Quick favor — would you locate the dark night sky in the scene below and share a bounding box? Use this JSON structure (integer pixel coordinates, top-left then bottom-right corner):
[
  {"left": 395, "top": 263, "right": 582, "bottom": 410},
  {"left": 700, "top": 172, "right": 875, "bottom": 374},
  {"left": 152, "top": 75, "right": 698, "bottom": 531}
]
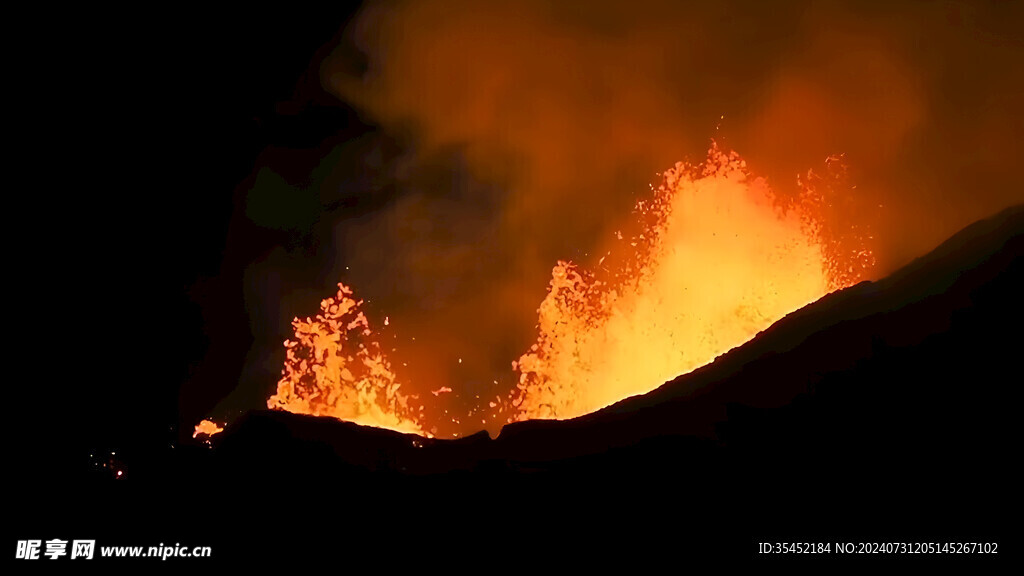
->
[
  {"left": 19, "top": 3, "right": 373, "bottom": 478},
  {"left": 17, "top": 1, "right": 1024, "bottom": 481}
]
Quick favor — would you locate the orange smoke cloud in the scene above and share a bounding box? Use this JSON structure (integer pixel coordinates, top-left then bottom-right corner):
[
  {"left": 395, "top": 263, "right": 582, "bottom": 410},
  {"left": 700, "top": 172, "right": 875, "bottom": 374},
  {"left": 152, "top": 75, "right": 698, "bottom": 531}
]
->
[{"left": 325, "top": 0, "right": 1022, "bottom": 273}]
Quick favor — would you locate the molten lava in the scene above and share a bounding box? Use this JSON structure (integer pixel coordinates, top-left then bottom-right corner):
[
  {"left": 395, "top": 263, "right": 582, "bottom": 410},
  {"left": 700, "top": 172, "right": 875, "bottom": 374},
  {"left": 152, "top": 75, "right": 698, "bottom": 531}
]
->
[
  {"left": 512, "top": 144, "right": 871, "bottom": 420},
  {"left": 193, "top": 419, "right": 224, "bottom": 439},
  {"left": 260, "top": 143, "right": 873, "bottom": 437},
  {"left": 267, "top": 284, "right": 425, "bottom": 435}
]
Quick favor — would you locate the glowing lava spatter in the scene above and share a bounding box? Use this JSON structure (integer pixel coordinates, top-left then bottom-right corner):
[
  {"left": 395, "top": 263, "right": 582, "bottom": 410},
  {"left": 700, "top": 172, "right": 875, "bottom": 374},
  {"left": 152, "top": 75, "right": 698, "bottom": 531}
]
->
[
  {"left": 193, "top": 419, "right": 224, "bottom": 438},
  {"left": 266, "top": 284, "right": 425, "bottom": 435},
  {"left": 260, "top": 143, "right": 873, "bottom": 436},
  {"left": 795, "top": 153, "right": 878, "bottom": 290},
  {"left": 511, "top": 143, "right": 872, "bottom": 420}
]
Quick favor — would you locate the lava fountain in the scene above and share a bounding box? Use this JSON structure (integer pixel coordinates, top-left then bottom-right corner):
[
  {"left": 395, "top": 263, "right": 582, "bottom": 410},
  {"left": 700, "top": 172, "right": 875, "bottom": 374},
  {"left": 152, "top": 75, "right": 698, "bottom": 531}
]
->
[
  {"left": 267, "top": 284, "right": 426, "bottom": 435},
  {"left": 512, "top": 144, "right": 872, "bottom": 420},
  {"left": 264, "top": 142, "right": 874, "bottom": 437}
]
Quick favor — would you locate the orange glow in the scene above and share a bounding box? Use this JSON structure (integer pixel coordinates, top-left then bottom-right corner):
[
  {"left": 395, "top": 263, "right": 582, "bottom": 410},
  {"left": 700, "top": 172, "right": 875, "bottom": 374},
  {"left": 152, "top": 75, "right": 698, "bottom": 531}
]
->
[
  {"left": 259, "top": 143, "right": 872, "bottom": 436},
  {"left": 266, "top": 284, "right": 426, "bottom": 435},
  {"left": 512, "top": 144, "right": 870, "bottom": 420},
  {"left": 193, "top": 419, "right": 224, "bottom": 438}
]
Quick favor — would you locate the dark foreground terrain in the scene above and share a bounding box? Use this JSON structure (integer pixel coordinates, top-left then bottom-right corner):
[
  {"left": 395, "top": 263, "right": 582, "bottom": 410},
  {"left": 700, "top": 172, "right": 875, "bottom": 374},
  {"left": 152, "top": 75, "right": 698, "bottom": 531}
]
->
[{"left": 13, "top": 205, "right": 1021, "bottom": 565}]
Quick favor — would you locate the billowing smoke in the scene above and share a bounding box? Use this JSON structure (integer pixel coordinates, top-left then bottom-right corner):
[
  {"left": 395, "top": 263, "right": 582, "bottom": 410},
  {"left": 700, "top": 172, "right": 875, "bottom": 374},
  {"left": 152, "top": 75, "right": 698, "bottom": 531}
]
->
[{"left": 331, "top": 0, "right": 1022, "bottom": 269}]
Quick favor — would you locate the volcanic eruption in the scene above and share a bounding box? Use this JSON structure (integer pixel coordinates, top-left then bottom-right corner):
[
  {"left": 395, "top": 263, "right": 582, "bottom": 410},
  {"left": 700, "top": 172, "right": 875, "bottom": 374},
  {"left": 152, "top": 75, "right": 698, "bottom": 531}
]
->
[
  {"left": 264, "top": 141, "right": 875, "bottom": 437},
  {"left": 29, "top": 1, "right": 1022, "bottom": 566},
  {"left": 169, "top": 0, "right": 1024, "bottom": 448}
]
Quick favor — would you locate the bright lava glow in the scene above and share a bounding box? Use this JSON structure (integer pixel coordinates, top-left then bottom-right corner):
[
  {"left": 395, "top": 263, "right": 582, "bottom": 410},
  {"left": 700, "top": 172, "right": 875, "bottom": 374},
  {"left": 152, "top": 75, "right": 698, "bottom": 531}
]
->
[
  {"left": 193, "top": 419, "right": 225, "bottom": 439},
  {"left": 512, "top": 144, "right": 866, "bottom": 419},
  {"left": 247, "top": 143, "right": 872, "bottom": 437},
  {"left": 266, "top": 285, "right": 426, "bottom": 435}
]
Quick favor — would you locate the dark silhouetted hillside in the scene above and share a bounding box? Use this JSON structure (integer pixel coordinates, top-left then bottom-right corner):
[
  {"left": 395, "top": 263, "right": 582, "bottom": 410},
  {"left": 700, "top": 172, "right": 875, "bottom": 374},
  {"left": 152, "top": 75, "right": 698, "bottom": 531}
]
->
[{"left": 22, "top": 205, "right": 1020, "bottom": 564}]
